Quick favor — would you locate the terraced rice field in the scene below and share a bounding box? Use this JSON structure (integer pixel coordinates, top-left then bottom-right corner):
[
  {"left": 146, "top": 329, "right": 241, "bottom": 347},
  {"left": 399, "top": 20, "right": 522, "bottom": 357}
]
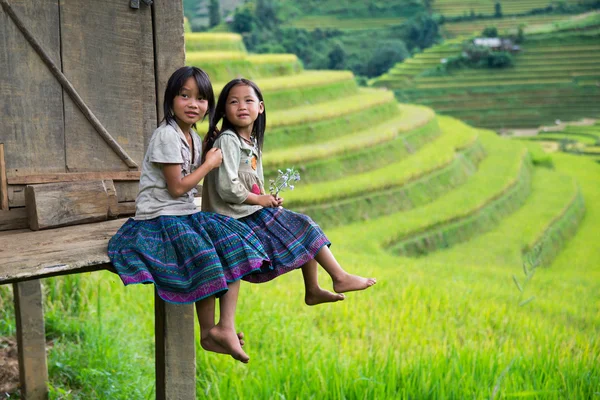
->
[
  {"left": 518, "top": 120, "right": 600, "bottom": 163},
  {"left": 287, "top": 15, "right": 407, "bottom": 31},
  {"left": 433, "top": 0, "right": 587, "bottom": 17},
  {"left": 442, "top": 14, "right": 575, "bottom": 37},
  {"left": 372, "top": 28, "right": 600, "bottom": 129},
  {"left": 3, "top": 31, "right": 598, "bottom": 399}
]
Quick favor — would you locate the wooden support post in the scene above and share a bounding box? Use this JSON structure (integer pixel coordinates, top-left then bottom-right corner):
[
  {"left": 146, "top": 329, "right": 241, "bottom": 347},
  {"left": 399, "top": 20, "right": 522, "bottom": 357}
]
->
[
  {"left": 154, "top": 291, "right": 196, "bottom": 400},
  {"left": 0, "top": 144, "right": 8, "bottom": 210},
  {"left": 13, "top": 279, "right": 49, "bottom": 400}
]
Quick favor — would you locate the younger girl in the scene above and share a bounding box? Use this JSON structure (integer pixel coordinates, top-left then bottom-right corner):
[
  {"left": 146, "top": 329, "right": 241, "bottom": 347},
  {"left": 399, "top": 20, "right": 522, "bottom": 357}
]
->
[
  {"left": 201, "top": 78, "right": 376, "bottom": 304},
  {"left": 108, "top": 67, "right": 270, "bottom": 363}
]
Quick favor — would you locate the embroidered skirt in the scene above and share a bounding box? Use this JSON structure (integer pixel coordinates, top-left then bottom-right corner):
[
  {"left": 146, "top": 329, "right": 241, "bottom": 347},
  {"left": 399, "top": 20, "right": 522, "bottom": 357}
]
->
[
  {"left": 239, "top": 207, "right": 331, "bottom": 283},
  {"left": 108, "top": 212, "right": 270, "bottom": 304}
]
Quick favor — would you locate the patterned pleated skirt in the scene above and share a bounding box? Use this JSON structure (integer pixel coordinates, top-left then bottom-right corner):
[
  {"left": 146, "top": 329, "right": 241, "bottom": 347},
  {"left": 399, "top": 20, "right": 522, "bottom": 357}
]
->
[
  {"left": 108, "top": 212, "right": 270, "bottom": 304},
  {"left": 239, "top": 207, "right": 331, "bottom": 283}
]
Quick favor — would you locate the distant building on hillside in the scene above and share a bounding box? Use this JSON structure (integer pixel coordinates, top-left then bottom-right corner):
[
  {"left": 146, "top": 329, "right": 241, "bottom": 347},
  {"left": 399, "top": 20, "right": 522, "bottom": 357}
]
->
[{"left": 472, "top": 37, "right": 520, "bottom": 53}]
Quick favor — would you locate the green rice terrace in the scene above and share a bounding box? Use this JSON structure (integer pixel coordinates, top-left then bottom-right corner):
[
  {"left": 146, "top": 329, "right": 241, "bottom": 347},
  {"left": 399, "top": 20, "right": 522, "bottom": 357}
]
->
[
  {"left": 372, "top": 12, "right": 600, "bottom": 130},
  {"left": 515, "top": 119, "right": 600, "bottom": 163},
  {"left": 1, "top": 29, "right": 599, "bottom": 399},
  {"left": 432, "top": 0, "right": 591, "bottom": 17}
]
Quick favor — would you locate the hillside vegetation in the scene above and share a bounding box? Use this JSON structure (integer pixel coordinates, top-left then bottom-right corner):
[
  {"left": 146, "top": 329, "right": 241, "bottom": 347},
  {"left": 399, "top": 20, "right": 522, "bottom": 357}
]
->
[
  {"left": 1, "top": 27, "right": 598, "bottom": 399},
  {"left": 372, "top": 12, "right": 600, "bottom": 129}
]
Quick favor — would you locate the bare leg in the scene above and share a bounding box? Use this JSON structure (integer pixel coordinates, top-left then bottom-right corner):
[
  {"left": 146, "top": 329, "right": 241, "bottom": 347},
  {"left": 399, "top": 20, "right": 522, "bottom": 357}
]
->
[
  {"left": 302, "top": 259, "right": 345, "bottom": 306},
  {"left": 314, "top": 246, "right": 376, "bottom": 293},
  {"left": 203, "top": 280, "right": 249, "bottom": 363},
  {"left": 196, "top": 292, "right": 245, "bottom": 356}
]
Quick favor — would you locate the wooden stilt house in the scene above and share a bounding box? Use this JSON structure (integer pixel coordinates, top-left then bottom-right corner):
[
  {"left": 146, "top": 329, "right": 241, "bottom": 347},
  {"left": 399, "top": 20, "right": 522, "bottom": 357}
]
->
[{"left": 1, "top": 0, "right": 199, "bottom": 398}]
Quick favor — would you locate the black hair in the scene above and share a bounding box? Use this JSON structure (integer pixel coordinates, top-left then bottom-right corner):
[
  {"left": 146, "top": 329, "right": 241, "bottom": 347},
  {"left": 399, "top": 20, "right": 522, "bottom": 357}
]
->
[
  {"left": 162, "top": 66, "right": 215, "bottom": 130},
  {"left": 203, "top": 78, "right": 266, "bottom": 161}
]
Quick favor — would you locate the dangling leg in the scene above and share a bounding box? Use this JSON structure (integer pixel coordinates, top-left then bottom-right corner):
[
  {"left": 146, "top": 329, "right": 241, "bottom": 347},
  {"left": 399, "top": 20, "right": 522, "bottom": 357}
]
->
[
  {"left": 204, "top": 280, "right": 249, "bottom": 363},
  {"left": 196, "top": 292, "right": 245, "bottom": 356},
  {"left": 301, "top": 259, "right": 345, "bottom": 306},
  {"left": 314, "top": 246, "right": 377, "bottom": 293}
]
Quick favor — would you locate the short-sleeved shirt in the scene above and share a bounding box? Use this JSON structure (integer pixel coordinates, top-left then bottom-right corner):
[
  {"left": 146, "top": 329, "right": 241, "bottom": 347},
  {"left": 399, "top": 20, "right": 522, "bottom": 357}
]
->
[
  {"left": 135, "top": 122, "right": 202, "bottom": 220},
  {"left": 202, "top": 130, "right": 263, "bottom": 219}
]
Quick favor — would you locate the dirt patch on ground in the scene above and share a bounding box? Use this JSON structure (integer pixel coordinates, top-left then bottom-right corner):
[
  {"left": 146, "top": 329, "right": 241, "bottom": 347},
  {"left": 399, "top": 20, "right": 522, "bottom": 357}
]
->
[{"left": 0, "top": 337, "right": 20, "bottom": 397}]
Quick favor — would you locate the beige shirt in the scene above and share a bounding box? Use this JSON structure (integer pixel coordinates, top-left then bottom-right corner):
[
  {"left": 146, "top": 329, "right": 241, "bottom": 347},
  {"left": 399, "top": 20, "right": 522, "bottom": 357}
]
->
[
  {"left": 202, "top": 130, "right": 264, "bottom": 219},
  {"left": 135, "top": 122, "right": 202, "bottom": 220}
]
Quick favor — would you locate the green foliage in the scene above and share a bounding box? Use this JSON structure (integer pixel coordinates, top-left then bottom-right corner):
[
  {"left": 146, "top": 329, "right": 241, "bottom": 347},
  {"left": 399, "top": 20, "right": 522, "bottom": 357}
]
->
[
  {"left": 482, "top": 26, "right": 498, "bottom": 37},
  {"left": 209, "top": 0, "right": 221, "bottom": 28},
  {"left": 228, "top": 1, "right": 437, "bottom": 79},
  {"left": 494, "top": 2, "right": 503, "bottom": 18}
]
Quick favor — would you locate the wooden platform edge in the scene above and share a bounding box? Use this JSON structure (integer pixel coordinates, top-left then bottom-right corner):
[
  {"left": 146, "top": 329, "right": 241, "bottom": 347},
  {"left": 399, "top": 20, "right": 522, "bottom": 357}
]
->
[{"left": 0, "top": 262, "right": 115, "bottom": 286}]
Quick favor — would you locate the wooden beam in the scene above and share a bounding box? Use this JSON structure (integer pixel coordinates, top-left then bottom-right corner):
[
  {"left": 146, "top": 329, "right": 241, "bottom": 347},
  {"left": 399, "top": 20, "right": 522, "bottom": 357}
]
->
[
  {"left": 26, "top": 180, "right": 114, "bottom": 230},
  {"left": 0, "top": 144, "right": 8, "bottom": 210},
  {"left": 155, "top": 291, "right": 196, "bottom": 400},
  {"left": 8, "top": 171, "right": 140, "bottom": 185},
  {"left": 13, "top": 279, "right": 49, "bottom": 400}
]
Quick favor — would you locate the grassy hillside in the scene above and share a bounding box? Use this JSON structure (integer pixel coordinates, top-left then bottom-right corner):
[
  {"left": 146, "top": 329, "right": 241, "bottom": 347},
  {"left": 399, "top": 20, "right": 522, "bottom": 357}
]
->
[
  {"left": 372, "top": 12, "right": 600, "bottom": 129},
  {"left": 1, "top": 30, "right": 598, "bottom": 399}
]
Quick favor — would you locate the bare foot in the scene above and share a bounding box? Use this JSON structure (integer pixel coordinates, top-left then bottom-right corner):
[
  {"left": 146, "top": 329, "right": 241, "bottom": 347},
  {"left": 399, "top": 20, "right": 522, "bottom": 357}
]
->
[
  {"left": 202, "top": 325, "right": 249, "bottom": 363},
  {"left": 305, "top": 287, "right": 345, "bottom": 306},
  {"left": 333, "top": 273, "right": 376, "bottom": 293},
  {"left": 201, "top": 331, "right": 248, "bottom": 361}
]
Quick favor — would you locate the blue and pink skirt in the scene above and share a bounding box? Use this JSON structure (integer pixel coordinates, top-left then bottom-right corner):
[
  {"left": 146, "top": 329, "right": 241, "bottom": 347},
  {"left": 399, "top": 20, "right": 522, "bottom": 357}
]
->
[
  {"left": 240, "top": 207, "right": 331, "bottom": 283},
  {"left": 108, "top": 212, "right": 270, "bottom": 304}
]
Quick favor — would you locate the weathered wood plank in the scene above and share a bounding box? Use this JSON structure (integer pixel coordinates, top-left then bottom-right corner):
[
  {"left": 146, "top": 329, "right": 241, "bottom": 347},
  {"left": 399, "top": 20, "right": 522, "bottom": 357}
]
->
[
  {"left": 60, "top": 0, "right": 155, "bottom": 172},
  {"left": 0, "top": 218, "right": 122, "bottom": 284},
  {"left": 8, "top": 171, "right": 141, "bottom": 185},
  {"left": 0, "top": 0, "right": 65, "bottom": 177},
  {"left": 155, "top": 292, "right": 196, "bottom": 400},
  {"left": 13, "top": 279, "right": 49, "bottom": 400},
  {"left": 25, "top": 181, "right": 115, "bottom": 230},
  {"left": 115, "top": 181, "right": 139, "bottom": 203},
  {"left": 8, "top": 185, "right": 25, "bottom": 208},
  {"left": 0, "top": 208, "right": 28, "bottom": 231},
  {"left": 117, "top": 201, "right": 136, "bottom": 216},
  {"left": 152, "top": 0, "right": 185, "bottom": 124},
  {"left": 0, "top": 143, "right": 8, "bottom": 209},
  {"left": 104, "top": 180, "right": 119, "bottom": 218}
]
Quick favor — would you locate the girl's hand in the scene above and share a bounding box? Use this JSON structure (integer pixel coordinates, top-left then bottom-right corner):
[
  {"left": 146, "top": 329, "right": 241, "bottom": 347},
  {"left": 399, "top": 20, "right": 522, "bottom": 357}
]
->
[
  {"left": 204, "top": 148, "right": 222, "bottom": 170},
  {"left": 275, "top": 196, "right": 284, "bottom": 206},
  {"left": 258, "top": 194, "right": 281, "bottom": 208}
]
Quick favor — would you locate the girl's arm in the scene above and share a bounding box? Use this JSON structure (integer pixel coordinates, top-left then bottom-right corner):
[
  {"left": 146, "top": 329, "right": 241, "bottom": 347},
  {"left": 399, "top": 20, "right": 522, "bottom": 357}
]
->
[{"left": 163, "top": 148, "right": 222, "bottom": 198}]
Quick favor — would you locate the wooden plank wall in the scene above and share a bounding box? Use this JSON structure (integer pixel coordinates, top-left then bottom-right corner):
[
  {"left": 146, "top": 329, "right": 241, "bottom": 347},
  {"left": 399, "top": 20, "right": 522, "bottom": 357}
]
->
[
  {"left": 0, "top": 0, "right": 65, "bottom": 177},
  {"left": 60, "top": 0, "right": 156, "bottom": 172}
]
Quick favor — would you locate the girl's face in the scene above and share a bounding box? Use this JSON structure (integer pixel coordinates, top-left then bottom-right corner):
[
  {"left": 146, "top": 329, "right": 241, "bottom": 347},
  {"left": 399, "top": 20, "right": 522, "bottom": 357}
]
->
[
  {"left": 225, "top": 84, "right": 264, "bottom": 133},
  {"left": 173, "top": 76, "right": 208, "bottom": 132}
]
